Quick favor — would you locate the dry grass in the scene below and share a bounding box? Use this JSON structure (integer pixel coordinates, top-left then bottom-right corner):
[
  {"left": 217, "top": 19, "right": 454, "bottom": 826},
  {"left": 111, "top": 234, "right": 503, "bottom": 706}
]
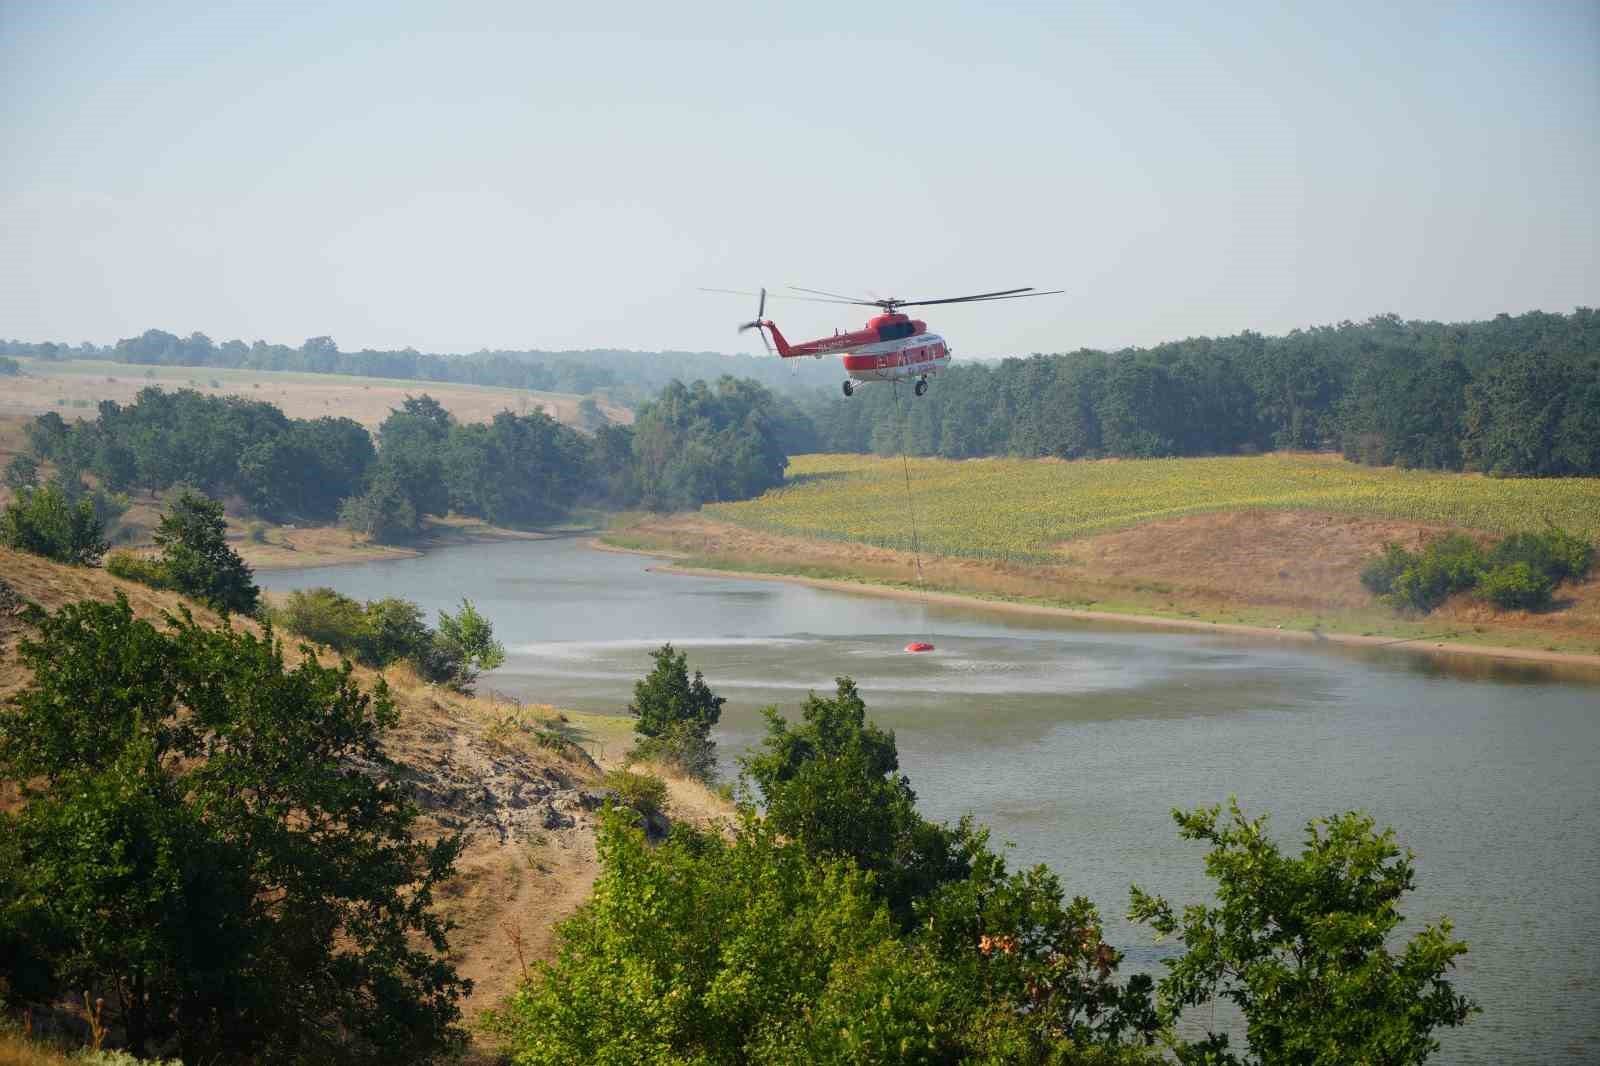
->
[
  {"left": 0, "top": 1030, "right": 76, "bottom": 1066},
  {"left": 0, "top": 358, "right": 631, "bottom": 432}
]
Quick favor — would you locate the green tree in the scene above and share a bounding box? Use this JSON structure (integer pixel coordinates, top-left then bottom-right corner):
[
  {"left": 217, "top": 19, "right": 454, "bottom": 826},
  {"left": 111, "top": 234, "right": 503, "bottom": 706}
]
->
[
  {"left": 340, "top": 465, "right": 422, "bottom": 543},
  {"left": 431, "top": 598, "right": 506, "bottom": 692},
  {"left": 0, "top": 595, "right": 467, "bottom": 1062},
  {"left": 491, "top": 809, "right": 897, "bottom": 1065},
  {"left": 3, "top": 453, "right": 39, "bottom": 491},
  {"left": 630, "top": 377, "right": 791, "bottom": 510},
  {"left": 152, "top": 490, "right": 259, "bottom": 614},
  {"left": 626, "top": 643, "right": 725, "bottom": 779},
  {"left": 375, "top": 395, "right": 453, "bottom": 518},
  {"left": 0, "top": 483, "right": 108, "bottom": 565},
  {"left": 494, "top": 675, "right": 1163, "bottom": 1065},
  {"left": 629, "top": 642, "right": 725, "bottom": 739},
  {"left": 742, "top": 677, "right": 972, "bottom": 926},
  {"left": 1129, "top": 799, "right": 1476, "bottom": 1066}
]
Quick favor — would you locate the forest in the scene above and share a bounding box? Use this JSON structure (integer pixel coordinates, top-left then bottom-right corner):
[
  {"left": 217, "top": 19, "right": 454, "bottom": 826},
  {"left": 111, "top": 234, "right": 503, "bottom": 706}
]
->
[
  {"left": 7, "top": 308, "right": 1597, "bottom": 479},
  {"left": 802, "top": 309, "right": 1600, "bottom": 477},
  {"left": 13, "top": 377, "right": 799, "bottom": 540}
]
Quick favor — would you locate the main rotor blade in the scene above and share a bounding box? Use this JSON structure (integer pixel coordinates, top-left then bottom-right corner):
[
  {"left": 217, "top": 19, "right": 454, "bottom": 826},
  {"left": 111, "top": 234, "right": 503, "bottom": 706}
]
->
[
  {"left": 890, "top": 287, "right": 1033, "bottom": 306},
  {"left": 786, "top": 285, "right": 881, "bottom": 306},
  {"left": 702, "top": 286, "right": 851, "bottom": 306},
  {"left": 894, "top": 288, "right": 1067, "bottom": 308}
]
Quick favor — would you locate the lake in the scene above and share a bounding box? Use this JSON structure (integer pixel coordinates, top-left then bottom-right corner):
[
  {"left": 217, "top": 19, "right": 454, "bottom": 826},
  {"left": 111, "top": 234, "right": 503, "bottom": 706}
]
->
[{"left": 258, "top": 535, "right": 1600, "bottom": 1063}]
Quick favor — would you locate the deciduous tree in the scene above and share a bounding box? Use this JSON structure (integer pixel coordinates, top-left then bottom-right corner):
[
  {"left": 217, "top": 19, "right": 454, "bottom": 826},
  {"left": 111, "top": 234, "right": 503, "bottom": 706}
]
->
[{"left": 1129, "top": 799, "right": 1476, "bottom": 1066}]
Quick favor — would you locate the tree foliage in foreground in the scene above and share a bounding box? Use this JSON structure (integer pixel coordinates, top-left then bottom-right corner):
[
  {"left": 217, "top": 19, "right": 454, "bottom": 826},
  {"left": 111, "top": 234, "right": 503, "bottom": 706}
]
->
[
  {"left": 0, "top": 596, "right": 466, "bottom": 1063},
  {"left": 493, "top": 807, "right": 1162, "bottom": 1066},
  {"left": 498, "top": 670, "right": 1475, "bottom": 1066},
  {"left": 497, "top": 676, "right": 1163, "bottom": 1065},
  {"left": 1129, "top": 800, "right": 1477, "bottom": 1066},
  {"left": 742, "top": 677, "right": 977, "bottom": 928}
]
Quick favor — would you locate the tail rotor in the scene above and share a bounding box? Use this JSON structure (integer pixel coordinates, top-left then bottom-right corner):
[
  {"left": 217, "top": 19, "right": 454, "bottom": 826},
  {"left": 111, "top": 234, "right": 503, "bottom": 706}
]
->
[{"left": 737, "top": 287, "right": 773, "bottom": 355}]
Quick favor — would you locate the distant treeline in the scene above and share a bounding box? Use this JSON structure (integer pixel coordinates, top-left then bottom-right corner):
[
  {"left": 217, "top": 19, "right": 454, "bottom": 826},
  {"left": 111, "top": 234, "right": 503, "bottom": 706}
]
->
[
  {"left": 804, "top": 309, "right": 1600, "bottom": 477},
  {"left": 0, "top": 328, "right": 839, "bottom": 400},
  {"left": 17, "top": 378, "right": 801, "bottom": 540},
  {"left": 9, "top": 308, "right": 1596, "bottom": 477}
]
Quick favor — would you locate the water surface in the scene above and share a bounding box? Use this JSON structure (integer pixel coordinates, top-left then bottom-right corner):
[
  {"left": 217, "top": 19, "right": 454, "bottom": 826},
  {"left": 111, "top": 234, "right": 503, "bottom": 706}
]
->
[{"left": 260, "top": 537, "right": 1600, "bottom": 1063}]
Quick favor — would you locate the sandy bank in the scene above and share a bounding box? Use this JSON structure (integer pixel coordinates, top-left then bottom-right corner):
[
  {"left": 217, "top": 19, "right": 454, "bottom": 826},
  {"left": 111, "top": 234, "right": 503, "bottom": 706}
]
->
[{"left": 236, "top": 519, "right": 574, "bottom": 572}]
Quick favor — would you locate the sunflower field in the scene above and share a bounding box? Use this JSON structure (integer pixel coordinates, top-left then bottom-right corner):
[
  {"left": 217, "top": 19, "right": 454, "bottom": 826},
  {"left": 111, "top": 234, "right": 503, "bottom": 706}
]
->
[{"left": 705, "top": 453, "right": 1600, "bottom": 563}]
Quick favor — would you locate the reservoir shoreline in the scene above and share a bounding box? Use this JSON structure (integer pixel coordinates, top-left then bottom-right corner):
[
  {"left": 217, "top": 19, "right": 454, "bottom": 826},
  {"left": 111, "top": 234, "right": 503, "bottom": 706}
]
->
[{"left": 591, "top": 538, "right": 1600, "bottom": 674}]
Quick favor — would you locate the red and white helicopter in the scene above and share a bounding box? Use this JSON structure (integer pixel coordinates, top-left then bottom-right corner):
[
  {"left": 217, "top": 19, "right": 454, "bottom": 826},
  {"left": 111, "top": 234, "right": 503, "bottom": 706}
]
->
[{"left": 705, "top": 285, "right": 1063, "bottom": 397}]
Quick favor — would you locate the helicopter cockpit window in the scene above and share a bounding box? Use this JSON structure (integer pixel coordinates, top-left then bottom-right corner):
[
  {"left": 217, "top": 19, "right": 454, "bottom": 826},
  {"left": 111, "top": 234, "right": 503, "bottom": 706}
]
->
[{"left": 878, "top": 321, "right": 916, "bottom": 341}]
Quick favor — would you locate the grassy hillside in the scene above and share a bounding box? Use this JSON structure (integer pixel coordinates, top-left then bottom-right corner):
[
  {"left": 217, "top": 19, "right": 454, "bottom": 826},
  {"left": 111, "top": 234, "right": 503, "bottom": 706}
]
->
[
  {"left": 612, "top": 453, "right": 1600, "bottom": 658},
  {"left": 0, "top": 548, "right": 727, "bottom": 1054},
  {"left": 707, "top": 453, "right": 1600, "bottom": 562}
]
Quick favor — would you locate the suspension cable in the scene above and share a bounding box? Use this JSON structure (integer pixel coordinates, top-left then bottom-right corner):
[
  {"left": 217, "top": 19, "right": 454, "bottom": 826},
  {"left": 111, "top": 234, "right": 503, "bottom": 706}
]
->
[{"left": 891, "top": 382, "right": 932, "bottom": 630}]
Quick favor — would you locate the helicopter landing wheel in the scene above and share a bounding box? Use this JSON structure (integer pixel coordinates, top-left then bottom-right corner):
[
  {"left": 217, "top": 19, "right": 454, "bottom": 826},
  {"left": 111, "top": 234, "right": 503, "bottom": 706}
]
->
[
  {"left": 914, "top": 377, "right": 928, "bottom": 397},
  {"left": 842, "top": 380, "right": 855, "bottom": 397}
]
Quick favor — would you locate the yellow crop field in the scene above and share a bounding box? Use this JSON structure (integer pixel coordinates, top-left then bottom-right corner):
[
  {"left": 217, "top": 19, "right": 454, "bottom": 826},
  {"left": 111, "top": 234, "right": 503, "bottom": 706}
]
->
[{"left": 707, "top": 453, "right": 1600, "bottom": 562}]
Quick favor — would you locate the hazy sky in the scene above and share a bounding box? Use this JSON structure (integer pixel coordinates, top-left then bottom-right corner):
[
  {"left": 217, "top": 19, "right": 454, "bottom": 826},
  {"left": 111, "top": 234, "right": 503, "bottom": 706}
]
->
[{"left": 3, "top": 1, "right": 1596, "bottom": 358}]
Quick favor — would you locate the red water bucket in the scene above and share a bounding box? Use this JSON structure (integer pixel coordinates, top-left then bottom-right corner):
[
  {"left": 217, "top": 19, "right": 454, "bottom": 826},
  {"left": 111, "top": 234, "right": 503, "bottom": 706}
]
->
[{"left": 904, "top": 641, "right": 935, "bottom": 653}]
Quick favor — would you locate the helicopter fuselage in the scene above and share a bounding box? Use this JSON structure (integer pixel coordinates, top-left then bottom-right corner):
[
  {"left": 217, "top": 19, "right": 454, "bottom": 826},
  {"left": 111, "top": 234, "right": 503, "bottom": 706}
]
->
[{"left": 758, "top": 312, "right": 951, "bottom": 384}]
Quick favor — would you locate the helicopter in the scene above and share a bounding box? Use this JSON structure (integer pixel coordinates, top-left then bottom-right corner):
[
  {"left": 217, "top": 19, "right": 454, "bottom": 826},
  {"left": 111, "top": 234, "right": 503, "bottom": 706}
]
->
[{"left": 703, "top": 285, "right": 1064, "bottom": 397}]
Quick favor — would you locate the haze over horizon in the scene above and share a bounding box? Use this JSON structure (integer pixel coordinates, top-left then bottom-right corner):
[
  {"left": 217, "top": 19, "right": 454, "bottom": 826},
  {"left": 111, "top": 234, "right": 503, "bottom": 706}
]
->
[{"left": 3, "top": 1, "right": 1596, "bottom": 359}]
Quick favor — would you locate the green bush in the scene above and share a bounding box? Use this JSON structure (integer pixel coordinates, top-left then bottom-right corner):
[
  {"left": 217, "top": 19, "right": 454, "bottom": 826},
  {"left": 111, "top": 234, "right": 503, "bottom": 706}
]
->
[
  {"left": 1491, "top": 527, "right": 1594, "bottom": 585},
  {"left": 0, "top": 484, "right": 108, "bottom": 566},
  {"left": 1543, "top": 527, "right": 1596, "bottom": 582},
  {"left": 602, "top": 769, "right": 668, "bottom": 819},
  {"left": 273, "top": 588, "right": 501, "bottom": 692},
  {"left": 105, "top": 550, "right": 172, "bottom": 588},
  {"left": 3, "top": 453, "right": 39, "bottom": 491},
  {"left": 1359, "top": 542, "right": 1415, "bottom": 596},
  {"left": 1364, "top": 527, "right": 1595, "bottom": 615},
  {"left": 277, "top": 587, "right": 373, "bottom": 655},
  {"left": 1476, "top": 561, "right": 1555, "bottom": 610},
  {"left": 1385, "top": 533, "right": 1484, "bottom": 613},
  {"left": 630, "top": 720, "right": 719, "bottom": 781}
]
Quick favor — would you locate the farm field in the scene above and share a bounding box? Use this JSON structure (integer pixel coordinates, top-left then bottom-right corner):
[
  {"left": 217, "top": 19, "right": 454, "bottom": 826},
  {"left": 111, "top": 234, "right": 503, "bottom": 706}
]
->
[
  {"left": 0, "top": 357, "right": 631, "bottom": 430},
  {"left": 708, "top": 452, "right": 1600, "bottom": 561}
]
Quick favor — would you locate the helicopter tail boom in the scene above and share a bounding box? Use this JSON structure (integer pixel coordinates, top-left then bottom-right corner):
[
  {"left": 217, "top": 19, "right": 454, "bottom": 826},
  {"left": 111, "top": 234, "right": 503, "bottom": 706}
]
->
[{"left": 762, "top": 321, "right": 795, "bottom": 357}]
